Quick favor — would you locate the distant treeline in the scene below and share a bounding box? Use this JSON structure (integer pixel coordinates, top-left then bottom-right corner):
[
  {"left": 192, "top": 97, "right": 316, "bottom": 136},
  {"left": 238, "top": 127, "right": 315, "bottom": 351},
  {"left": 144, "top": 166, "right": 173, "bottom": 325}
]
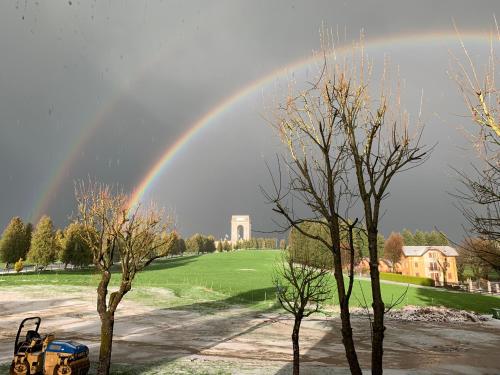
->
[
  {"left": 234, "top": 238, "right": 279, "bottom": 250},
  {"left": 0, "top": 216, "right": 92, "bottom": 270},
  {"left": 288, "top": 222, "right": 449, "bottom": 270},
  {"left": 184, "top": 233, "right": 215, "bottom": 254}
]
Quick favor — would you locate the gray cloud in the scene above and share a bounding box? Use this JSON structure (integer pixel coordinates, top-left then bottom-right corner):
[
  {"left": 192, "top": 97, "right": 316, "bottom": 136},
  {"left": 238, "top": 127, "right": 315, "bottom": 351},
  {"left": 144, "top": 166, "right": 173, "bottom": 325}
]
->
[{"left": 0, "top": 0, "right": 498, "bottom": 242}]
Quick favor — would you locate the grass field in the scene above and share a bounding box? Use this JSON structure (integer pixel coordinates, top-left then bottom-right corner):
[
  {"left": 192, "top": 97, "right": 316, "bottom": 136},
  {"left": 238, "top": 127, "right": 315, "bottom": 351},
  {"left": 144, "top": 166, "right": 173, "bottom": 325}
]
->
[{"left": 1, "top": 250, "right": 499, "bottom": 313}]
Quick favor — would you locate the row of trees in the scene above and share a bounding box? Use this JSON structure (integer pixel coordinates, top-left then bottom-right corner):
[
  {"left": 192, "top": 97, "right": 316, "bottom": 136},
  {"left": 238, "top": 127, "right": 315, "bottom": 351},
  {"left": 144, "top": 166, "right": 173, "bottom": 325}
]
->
[
  {"left": 0, "top": 216, "right": 93, "bottom": 269},
  {"left": 0, "top": 216, "right": 284, "bottom": 268},
  {"left": 400, "top": 229, "right": 448, "bottom": 246},
  {"left": 2, "top": 217, "right": 234, "bottom": 268},
  {"left": 216, "top": 240, "right": 233, "bottom": 252},
  {"left": 185, "top": 233, "right": 216, "bottom": 254},
  {"left": 234, "top": 237, "right": 278, "bottom": 249},
  {"left": 289, "top": 222, "right": 386, "bottom": 264}
]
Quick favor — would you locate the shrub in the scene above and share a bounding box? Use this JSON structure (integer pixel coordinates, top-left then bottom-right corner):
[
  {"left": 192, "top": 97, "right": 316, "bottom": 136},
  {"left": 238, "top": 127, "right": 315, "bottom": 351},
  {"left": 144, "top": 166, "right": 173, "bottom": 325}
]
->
[
  {"left": 14, "top": 258, "right": 24, "bottom": 273},
  {"left": 380, "top": 272, "right": 435, "bottom": 287}
]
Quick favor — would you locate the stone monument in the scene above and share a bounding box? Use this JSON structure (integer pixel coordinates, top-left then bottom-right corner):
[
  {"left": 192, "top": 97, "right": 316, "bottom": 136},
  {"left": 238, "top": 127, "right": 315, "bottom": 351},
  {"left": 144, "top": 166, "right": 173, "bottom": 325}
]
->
[{"left": 231, "top": 215, "right": 251, "bottom": 244}]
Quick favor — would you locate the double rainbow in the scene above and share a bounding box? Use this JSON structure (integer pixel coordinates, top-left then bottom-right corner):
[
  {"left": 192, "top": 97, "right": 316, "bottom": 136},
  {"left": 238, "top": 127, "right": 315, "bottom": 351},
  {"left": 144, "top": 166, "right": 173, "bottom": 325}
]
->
[{"left": 32, "top": 29, "right": 494, "bottom": 219}]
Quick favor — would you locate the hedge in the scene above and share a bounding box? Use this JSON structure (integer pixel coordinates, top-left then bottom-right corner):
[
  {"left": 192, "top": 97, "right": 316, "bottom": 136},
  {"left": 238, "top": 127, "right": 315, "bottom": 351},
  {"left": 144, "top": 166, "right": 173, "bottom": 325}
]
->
[{"left": 380, "top": 272, "right": 435, "bottom": 287}]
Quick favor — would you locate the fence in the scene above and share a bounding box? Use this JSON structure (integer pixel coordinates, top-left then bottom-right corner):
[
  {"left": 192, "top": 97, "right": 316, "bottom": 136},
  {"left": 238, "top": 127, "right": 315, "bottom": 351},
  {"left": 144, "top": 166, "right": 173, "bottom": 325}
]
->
[{"left": 462, "top": 278, "right": 500, "bottom": 295}]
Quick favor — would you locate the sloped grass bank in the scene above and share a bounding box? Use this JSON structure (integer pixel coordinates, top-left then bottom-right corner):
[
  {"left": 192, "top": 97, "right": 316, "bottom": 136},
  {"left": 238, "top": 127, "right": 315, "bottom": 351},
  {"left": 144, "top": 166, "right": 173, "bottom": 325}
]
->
[{"left": 380, "top": 272, "right": 435, "bottom": 286}]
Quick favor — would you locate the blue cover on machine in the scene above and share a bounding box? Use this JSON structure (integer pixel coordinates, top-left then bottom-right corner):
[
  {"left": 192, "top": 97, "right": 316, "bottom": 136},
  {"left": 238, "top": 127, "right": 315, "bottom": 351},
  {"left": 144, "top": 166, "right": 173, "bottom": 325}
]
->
[{"left": 46, "top": 341, "right": 89, "bottom": 355}]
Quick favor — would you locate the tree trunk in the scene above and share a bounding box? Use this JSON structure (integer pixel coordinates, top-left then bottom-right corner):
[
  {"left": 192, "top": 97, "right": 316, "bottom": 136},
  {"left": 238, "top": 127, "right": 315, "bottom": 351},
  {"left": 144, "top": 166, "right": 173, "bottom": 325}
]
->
[
  {"left": 332, "top": 252, "right": 362, "bottom": 375},
  {"left": 292, "top": 315, "right": 302, "bottom": 375},
  {"left": 368, "top": 231, "right": 385, "bottom": 375},
  {"left": 97, "top": 312, "right": 114, "bottom": 375},
  {"left": 96, "top": 270, "right": 113, "bottom": 375}
]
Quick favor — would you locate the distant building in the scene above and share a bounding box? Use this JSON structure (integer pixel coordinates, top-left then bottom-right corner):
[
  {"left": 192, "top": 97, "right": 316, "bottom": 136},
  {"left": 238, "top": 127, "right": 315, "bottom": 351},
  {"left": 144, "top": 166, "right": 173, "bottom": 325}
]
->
[
  {"left": 230, "top": 215, "right": 251, "bottom": 244},
  {"left": 400, "top": 246, "right": 459, "bottom": 285}
]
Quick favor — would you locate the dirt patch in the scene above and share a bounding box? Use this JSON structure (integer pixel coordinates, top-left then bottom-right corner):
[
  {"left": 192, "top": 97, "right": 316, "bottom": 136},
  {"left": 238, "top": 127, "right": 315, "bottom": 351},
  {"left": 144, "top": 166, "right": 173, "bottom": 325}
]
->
[{"left": 1, "top": 285, "right": 500, "bottom": 374}]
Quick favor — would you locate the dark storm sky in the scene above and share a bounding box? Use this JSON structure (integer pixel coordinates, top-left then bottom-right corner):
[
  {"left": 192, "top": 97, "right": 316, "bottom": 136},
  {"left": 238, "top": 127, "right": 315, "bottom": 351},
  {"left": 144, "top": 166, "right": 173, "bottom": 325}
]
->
[{"left": 0, "top": 0, "right": 498, "bottom": 242}]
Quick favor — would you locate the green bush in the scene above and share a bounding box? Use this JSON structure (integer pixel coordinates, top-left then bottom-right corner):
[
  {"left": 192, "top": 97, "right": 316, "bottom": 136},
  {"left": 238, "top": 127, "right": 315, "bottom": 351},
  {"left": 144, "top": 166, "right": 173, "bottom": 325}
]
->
[{"left": 380, "top": 272, "right": 434, "bottom": 286}]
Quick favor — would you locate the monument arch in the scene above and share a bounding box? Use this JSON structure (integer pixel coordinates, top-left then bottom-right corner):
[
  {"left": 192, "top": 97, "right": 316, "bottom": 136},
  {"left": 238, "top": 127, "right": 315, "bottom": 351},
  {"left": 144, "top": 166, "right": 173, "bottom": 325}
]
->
[{"left": 231, "top": 215, "right": 251, "bottom": 244}]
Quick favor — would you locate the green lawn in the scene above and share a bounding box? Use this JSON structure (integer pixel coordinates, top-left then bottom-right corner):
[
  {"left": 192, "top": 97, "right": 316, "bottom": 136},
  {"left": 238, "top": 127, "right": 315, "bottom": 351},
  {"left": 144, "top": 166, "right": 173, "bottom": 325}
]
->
[{"left": 1, "top": 250, "right": 499, "bottom": 313}]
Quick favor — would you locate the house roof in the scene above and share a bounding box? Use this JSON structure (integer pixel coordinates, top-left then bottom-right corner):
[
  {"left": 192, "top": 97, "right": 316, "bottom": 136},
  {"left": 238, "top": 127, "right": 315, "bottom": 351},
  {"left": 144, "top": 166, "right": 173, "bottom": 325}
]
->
[{"left": 402, "top": 246, "right": 458, "bottom": 257}]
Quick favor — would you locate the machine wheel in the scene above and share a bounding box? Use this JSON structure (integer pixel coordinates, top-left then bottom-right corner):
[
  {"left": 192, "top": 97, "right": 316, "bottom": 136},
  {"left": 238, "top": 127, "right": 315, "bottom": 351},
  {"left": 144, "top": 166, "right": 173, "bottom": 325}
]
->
[
  {"left": 10, "top": 360, "right": 30, "bottom": 375},
  {"left": 54, "top": 364, "right": 72, "bottom": 375}
]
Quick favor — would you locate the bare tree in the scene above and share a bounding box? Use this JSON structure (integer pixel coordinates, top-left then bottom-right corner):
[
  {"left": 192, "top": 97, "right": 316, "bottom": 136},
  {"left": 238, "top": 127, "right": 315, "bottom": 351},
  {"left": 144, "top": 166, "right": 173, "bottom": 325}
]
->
[
  {"left": 265, "top": 33, "right": 430, "bottom": 374},
  {"left": 436, "top": 256, "right": 450, "bottom": 286},
  {"left": 74, "top": 180, "right": 177, "bottom": 375},
  {"left": 273, "top": 250, "right": 331, "bottom": 375},
  {"left": 384, "top": 232, "right": 404, "bottom": 272},
  {"left": 450, "top": 21, "right": 500, "bottom": 271}
]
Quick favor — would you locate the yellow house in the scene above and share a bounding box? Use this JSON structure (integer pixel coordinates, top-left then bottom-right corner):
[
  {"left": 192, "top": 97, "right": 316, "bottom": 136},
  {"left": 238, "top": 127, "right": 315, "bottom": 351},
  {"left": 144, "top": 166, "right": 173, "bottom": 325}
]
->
[{"left": 400, "top": 246, "right": 459, "bottom": 285}]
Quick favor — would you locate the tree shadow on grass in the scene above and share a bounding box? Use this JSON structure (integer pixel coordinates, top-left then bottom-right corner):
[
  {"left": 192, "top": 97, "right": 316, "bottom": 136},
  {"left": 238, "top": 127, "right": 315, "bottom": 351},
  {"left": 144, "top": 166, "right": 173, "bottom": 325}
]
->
[
  {"left": 134, "top": 255, "right": 199, "bottom": 272},
  {"left": 162, "top": 286, "right": 278, "bottom": 313}
]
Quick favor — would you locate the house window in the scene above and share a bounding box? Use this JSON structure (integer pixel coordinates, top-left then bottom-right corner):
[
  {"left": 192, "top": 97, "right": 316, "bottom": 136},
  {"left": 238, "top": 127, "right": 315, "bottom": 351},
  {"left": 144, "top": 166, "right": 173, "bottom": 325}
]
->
[{"left": 414, "top": 262, "right": 418, "bottom": 268}]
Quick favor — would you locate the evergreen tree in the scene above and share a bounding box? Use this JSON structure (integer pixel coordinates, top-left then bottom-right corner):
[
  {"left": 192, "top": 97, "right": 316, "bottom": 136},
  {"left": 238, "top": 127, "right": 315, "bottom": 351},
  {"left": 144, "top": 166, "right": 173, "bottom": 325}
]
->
[
  {"left": 436, "top": 231, "right": 449, "bottom": 245},
  {"left": 204, "top": 235, "right": 216, "bottom": 253},
  {"left": 60, "top": 222, "right": 92, "bottom": 268},
  {"left": 186, "top": 233, "right": 204, "bottom": 253},
  {"left": 23, "top": 222, "right": 33, "bottom": 258},
  {"left": 413, "top": 230, "right": 426, "bottom": 246},
  {"left": 0, "top": 217, "right": 29, "bottom": 265},
  {"left": 178, "top": 238, "right": 186, "bottom": 254},
  {"left": 425, "top": 230, "right": 439, "bottom": 246},
  {"left": 28, "top": 215, "right": 57, "bottom": 267},
  {"left": 438, "top": 232, "right": 450, "bottom": 246},
  {"left": 216, "top": 240, "right": 223, "bottom": 252},
  {"left": 401, "top": 229, "right": 414, "bottom": 246},
  {"left": 353, "top": 228, "right": 368, "bottom": 258},
  {"left": 55, "top": 229, "right": 65, "bottom": 262},
  {"left": 223, "top": 240, "right": 231, "bottom": 251},
  {"left": 377, "top": 233, "right": 385, "bottom": 257}
]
